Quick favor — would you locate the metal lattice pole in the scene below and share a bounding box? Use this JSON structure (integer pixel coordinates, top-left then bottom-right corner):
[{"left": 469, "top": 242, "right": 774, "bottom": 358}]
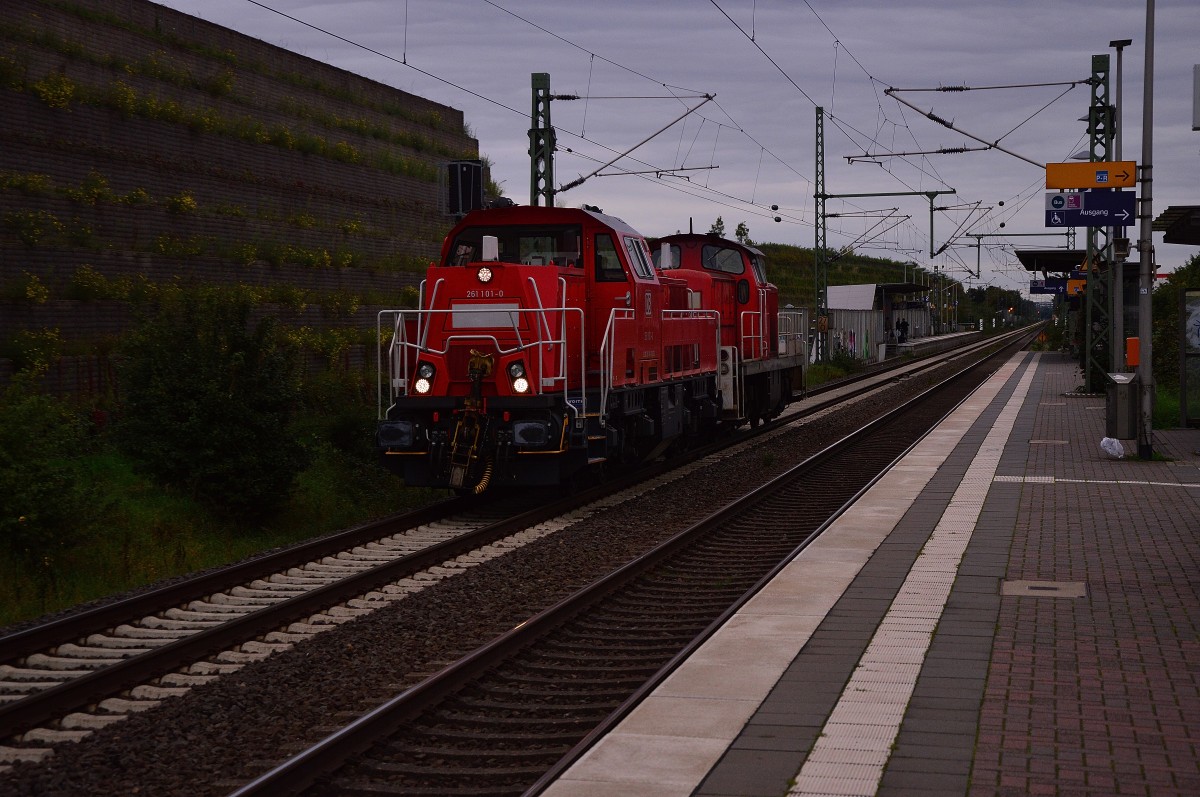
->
[
  {"left": 813, "top": 106, "right": 828, "bottom": 362},
  {"left": 1083, "top": 54, "right": 1114, "bottom": 393},
  {"left": 529, "top": 73, "right": 555, "bottom": 207}
]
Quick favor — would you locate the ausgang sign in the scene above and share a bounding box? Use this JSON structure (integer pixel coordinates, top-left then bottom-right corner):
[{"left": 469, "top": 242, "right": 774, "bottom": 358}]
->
[
  {"left": 1046, "top": 161, "right": 1136, "bottom": 189},
  {"left": 1045, "top": 191, "right": 1136, "bottom": 227}
]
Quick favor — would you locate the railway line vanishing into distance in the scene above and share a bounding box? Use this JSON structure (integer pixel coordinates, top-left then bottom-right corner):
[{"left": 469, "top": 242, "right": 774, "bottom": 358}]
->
[{"left": 0, "top": 327, "right": 1038, "bottom": 796}]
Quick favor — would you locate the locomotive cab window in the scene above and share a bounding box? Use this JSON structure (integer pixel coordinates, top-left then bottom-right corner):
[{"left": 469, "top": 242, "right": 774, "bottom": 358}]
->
[
  {"left": 623, "top": 236, "right": 654, "bottom": 279},
  {"left": 447, "top": 225, "right": 582, "bottom": 268},
  {"left": 750, "top": 252, "right": 768, "bottom": 284},
  {"left": 594, "top": 233, "right": 627, "bottom": 282},
  {"left": 653, "top": 244, "right": 682, "bottom": 270},
  {"left": 701, "top": 245, "right": 745, "bottom": 275}
]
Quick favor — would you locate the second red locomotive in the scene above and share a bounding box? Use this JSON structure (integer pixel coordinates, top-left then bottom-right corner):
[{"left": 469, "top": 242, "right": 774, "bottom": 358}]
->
[{"left": 376, "top": 204, "right": 806, "bottom": 493}]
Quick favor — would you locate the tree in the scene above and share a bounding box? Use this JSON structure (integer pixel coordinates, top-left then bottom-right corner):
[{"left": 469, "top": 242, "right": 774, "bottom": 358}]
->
[
  {"left": 735, "top": 222, "right": 752, "bottom": 245},
  {"left": 708, "top": 216, "right": 725, "bottom": 237},
  {"left": 116, "top": 288, "right": 308, "bottom": 520},
  {"left": 1151, "top": 253, "right": 1200, "bottom": 391}
]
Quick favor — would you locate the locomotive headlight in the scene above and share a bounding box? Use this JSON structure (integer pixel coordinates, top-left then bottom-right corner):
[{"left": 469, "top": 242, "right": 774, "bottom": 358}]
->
[
  {"left": 477, "top": 266, "right": 493, "bottom": 284},
  {"left": 507, "top": 361, "right": 529, "bottom": 393},
  {"left": 413, "top": 362, "right": 435, "bottom": 394}
]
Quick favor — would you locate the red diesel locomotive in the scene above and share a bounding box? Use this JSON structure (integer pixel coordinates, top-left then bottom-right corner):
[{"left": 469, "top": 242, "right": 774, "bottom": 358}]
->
[{"left": 375, "top": 204, "right": 807, "bottom": 493}]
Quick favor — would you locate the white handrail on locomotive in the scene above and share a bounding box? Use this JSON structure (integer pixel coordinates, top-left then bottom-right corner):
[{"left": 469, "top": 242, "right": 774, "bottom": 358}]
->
[
  {"left": 379, "top": 302, "right": 587, "bottom": 429},
  {"left": 378, "top": 294, "right": 808, "bottom": 427},
  {"left": 662, "top": 309, "right": 721, "bottom": 368},
  {"left": 522, "top": 275, "right": 567, "bottom": 389},
  {"left": 597, "top": 306, "right": 633, "bottom": 431},
  {"left": 738, "top": 287, "right": 769, "bottom": 360},
  {"left": 418, "top": 276, "right": 442, "bottom": 351},
  {"left": 594, "top": 304, "right": 720, "bottom": 431},
  {"left": 777, "top": 308, "right": 808, "bottom": 358}
]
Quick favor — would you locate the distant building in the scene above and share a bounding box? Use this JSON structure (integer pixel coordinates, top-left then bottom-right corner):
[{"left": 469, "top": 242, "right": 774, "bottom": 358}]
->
[{"left": 825, "top": 282, "right": 931, "bottom": 361}]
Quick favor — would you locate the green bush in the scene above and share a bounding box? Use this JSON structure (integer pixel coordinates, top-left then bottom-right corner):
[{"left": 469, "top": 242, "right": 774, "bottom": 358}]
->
[
  {"left": 1152, "top": 253, "right": 1200, "bottom": 392},
  {"left": 66, "top": 264, "right": 111, "bottom": 300},
  {"left": 164, "top": 190, "right": 198, "bottom": 214},
  {"left": 0, "top": 376, "right": 99, "bottom": 580},
  {"left": 116, "top": 289, "right": 308, "bottom": 520},
  {"left": 4, "top": 209, "right": 65, "bottom": 247},
  {"left": 7, "top": 328, "right": 63, "bottom": 374},
  {"left": 64, "top": 170, "right": 113, "bottom": 205},
  {"left": 32, "top": 72, "right": 75, "bottom": 108}
]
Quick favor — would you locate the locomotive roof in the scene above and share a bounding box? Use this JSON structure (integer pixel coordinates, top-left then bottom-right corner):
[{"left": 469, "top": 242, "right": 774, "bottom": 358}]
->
[
  {"left": 455, "top": 204, "right": 644, "bottom": 237},
  {"left": 657, "top": 231, "right": 765, "bottom": 258}
]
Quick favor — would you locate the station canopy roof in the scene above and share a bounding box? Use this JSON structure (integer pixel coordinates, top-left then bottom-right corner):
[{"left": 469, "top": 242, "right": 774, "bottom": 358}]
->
[
  {"left": 879, "top": 282, "right": 931, "bottom": 295},
  {"left": 828, "top": 283, "right": 930, "bottom": 311},
  {"left": 1154, "top": 206, "right": 1200, "bottom": 245},
  {"left": 1016, "top": 249, "right": 1086, "bottom": 275}
]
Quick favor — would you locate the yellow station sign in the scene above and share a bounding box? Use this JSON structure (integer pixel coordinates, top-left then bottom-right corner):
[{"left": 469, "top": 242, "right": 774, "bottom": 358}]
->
[{"left": 1046, "top": 161, "right": 1136, "bottom": 189}]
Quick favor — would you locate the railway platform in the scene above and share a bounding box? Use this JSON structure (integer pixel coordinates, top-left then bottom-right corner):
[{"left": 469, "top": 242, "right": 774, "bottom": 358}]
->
[{"left": 542, "top": 350, "right": 1200, "bottom": 796}]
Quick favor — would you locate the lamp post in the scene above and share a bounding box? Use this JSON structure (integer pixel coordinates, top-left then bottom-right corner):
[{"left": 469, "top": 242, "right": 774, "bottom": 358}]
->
[
  {"left": 1111, "top": 38, "right": 1132, "bottom": 372},
  {"left": 1136, "top": 2, "right": 1155, "bottom": 459}
]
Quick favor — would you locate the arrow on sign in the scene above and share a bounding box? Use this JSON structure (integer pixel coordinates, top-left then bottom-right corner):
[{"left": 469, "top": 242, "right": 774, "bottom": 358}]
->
[
  {"left": 1044, "top": 190, "right": 1136, "bottom": 227},
  {"left": 1046, "top": 160, "right": 1137, "bottom": 189}
]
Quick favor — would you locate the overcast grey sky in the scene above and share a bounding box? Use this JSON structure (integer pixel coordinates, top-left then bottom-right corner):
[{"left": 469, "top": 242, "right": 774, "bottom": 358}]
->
[{"left": 154, "top": 0, "right": 1199, "bottom": 295}]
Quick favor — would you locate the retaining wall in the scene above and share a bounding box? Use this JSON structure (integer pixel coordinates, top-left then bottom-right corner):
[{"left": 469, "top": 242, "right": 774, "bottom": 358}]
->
[{"left": 0, "top": 0, "right": 478, "bottom": 397}]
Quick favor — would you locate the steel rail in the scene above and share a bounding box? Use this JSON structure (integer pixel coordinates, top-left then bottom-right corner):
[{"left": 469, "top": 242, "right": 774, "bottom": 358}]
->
[
  {"left": 228, "top": 327, "right": 1038, "bottom": 797},
  {"left": 0, "top": 498, "right": 464, "bottom": 659},
  {"left": 0, "top": 490, "right": 596, "bottom": 738},
  {"left": 526, "top": 325, "right": 1041, "bottom": 795},
  {"left": 0, "top": 326, "right": 1034, "bottom": 747}
]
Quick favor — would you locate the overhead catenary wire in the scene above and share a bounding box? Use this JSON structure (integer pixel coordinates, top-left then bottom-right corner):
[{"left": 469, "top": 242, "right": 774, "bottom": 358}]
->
[
  {"left": 243, "top": 0, "right": 524, "bottom": 115},
  {"left": 890, "top": 79, "right": 1091, "bottom": 92},
  {"left": 245, "top": 0, "right": 900, "bottom": 253},
  {"left": 243, "top": 0, "right": 1052, "bottom": 294},
  {"left": 242, "top": 0, "right": 795, "bottom": 226},
  {"left": 558, "top": 97, "right": 714, "bottom": 193},
  {"left": 885, "top": 88, "right": 1048, "bottom": 168}
]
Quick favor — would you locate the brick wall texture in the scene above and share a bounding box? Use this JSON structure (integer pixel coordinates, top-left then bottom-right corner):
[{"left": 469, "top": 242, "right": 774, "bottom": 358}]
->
[{"left": 0, "top": 0, "right": 481, "bottom": 396}]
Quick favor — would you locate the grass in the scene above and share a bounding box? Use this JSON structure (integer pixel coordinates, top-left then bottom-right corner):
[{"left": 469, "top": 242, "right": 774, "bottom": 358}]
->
[
  {"left": 1153, "top": 388, "right": 1182, "bottom": 429},
  {"left": 0, "top": 438, "right": 445, "bottom": 627}
]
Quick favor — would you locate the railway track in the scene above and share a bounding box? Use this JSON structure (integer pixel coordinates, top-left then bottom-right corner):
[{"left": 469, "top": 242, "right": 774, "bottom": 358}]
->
[
  {"left": 0, "top": 498, "right": 549, "bottom": 764},
  {"left": 227, "top": 329, "right": 1037, "bottom": 797},
  {"left": 0, "top": 328, "right": 1034, "bottom": 788}
]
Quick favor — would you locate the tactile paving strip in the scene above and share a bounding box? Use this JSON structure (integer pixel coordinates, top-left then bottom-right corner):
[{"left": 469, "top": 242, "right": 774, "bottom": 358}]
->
[{"left": 787, "top": 362, "right": 1038, "bottom": 797}]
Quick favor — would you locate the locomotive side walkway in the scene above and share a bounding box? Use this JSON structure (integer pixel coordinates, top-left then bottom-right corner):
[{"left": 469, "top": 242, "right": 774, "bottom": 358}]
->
[{"left": 542, "top": 351, "right": 1200, "bottom": 796}]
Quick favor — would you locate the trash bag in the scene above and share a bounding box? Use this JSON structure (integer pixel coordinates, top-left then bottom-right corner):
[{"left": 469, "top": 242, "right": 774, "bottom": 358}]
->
[{"left": 1100, "top": 437, "right": 1125, "bottom": 459}]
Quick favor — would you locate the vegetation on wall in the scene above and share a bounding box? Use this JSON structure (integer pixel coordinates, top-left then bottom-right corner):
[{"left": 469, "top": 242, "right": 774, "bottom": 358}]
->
[
  {"left": 115, "top": 288, "right": 308, "bottom": 519},
  {"left": 0, "top": 1, "right": 481, "bottom": 625},
  {"left": 0, "top": 167, "right": 434, "bottom": 274},
  {"left": 0, "top": 286, "right": 441, "bottom": 626},
  {"left": 3, "top": 5, "right": 468, "bottom": 139}
]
